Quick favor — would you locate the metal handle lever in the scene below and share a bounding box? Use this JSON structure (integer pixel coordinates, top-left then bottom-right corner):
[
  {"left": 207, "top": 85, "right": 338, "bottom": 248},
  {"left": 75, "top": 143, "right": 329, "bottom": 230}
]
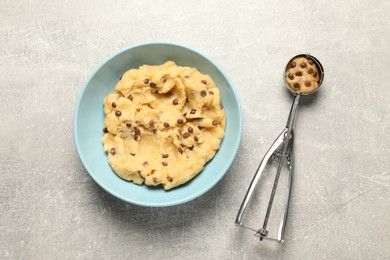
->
[
  {"left": 235, "top": 95, "right": 300, "bottom": 242},
  {"left": 235, "top": 128, "right": 294, "bottom": 242},
  {"left": 235, "top": 128, "right": 288, "bottom": 226}
]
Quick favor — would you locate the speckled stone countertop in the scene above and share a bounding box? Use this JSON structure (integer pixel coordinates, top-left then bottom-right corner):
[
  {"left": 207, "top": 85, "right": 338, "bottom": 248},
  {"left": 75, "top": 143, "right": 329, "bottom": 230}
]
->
[{"left": 1, "top": 0, "right": 389, "bottom": 259}]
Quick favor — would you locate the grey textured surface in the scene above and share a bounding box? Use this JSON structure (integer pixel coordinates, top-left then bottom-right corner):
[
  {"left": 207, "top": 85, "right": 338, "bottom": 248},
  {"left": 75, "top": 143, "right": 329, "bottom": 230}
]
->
[{"left": 1, "top": 0, "right": 390, "bottom": 259}]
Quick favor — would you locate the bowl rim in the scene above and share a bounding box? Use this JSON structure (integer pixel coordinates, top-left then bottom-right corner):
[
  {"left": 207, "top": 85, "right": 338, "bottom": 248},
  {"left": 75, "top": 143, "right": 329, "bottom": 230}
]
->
[{"left": 73, "top": 42, "right": 243, "bottom": 207}]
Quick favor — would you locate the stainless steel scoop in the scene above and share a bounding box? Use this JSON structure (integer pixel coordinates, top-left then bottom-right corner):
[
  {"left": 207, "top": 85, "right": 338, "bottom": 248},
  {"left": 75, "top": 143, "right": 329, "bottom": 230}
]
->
[{"left": 235, "top": 54, "right": 324, "bottom": 242}]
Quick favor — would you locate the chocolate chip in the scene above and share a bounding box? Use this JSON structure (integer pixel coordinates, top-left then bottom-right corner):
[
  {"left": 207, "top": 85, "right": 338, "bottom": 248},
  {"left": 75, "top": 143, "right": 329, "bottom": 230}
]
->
[
  {"left": 188, "top": 127, "right": 193, "bottom": 133},
  {"left": 173, "top": 99, "right": 178, "bottom": 105},
  {"left": 184, "top": 75, "right": 190, "bottom": 79},
  {"left": 209, "top": 91, "right": 214, "bottom": 95},
  {"left": 201, "top": 80, "right": 207, "bottom": 84},
  {"left": 110, "top": 148, "right": 116, "bottom": 155},
  {"left": 189, "top": 146, "right": 194, "bottom": 150},
  {"left": 308, "top": 59, "right": 314, "bottom": 65},
  {"left": 301, "top": 63, "right": 307, "bottom": 68},
  {"left": 126, "top": 122, "right": 132, "bottom": 128},
  {"left": 183, "top": 112, "right": 187, "bottom": 117},
  {"left": 313, "top": 72, "right": 318, "bottom": 78},
  {"left": 115, "top": 111, "right": 121, "bottom": 116},
  {"left": 177, "top": 119, "right": 184, "bottom": 125},
  {"left": 152, "top": 128, "right": 157, "bottom": 134},
  {"left": 308, "top": 68, "right": 314, "bottom": 74},
  {"left": 119, "top": 76, "right": 122, "bottom": 80},
  {"left": 180, "top": 144, "right": 185, "bottom": 147},
  {"left": 134, "top": 134, "right": 140, "bottom": 141},
  {"left": 212, "top": 120, "right": 219, "bottom": 126},
  {"left": 183, "top": 132, "right": 190, "bottom": 138},
  {"left": 143, "top": 161, "right": 148, "bottom": 167},
  {"left": 153, "top": 177, "right": 158, "bottom": 183},
  {"left": 162, "top": 154, "right": 169, "bottom": 158},
  {"left": 194, "top": 136, "right": 199, "bottom": 142},
  {"left": 149, "top": 82, "right": 157, "bottom": 88},
  {"left": 162, "top": 162, "right": 168, "bottom": 166},
  {"left": 143, "top": 78, "right": 149, "bottom": 84},
  {"left": 134, "top": 127, "right": 140, "bottom": 134},
  {"left": 200, "top": 90, "right": 207, "bottom": 97},
  {"left": 162, "top": 78, "right": 167, "bottom": 83},
  {"left": 130, "top": 153, "right": 136, "bottom": 156},
  {"left": 305, "top": 81, "right": 311, "bottom": 87},
  {"left": 295, "top": 71, "right": 303, "bottom": 76},
  {"left": 112, "top": 102, "right": 117, "bottom": 108},
  {"left": 291, "top": 61, "right": 296, "bottom": 68},
  {"left": 288, "top": 73, "right": 294, "bottom": 80},
  {"left": 190, "top": 108, "right": 196, "bottom": 114},
  {"left": 293, "top": 83, "right": 300, "bottom": 89},
  {"left": 149, "top": 120, "right": 155, "bottom": 126},
  {"left": 128, "top": 95, "right": 133, "bottom": 101},
  {"left": 178, "top": 148, "right": 183, "bottom": 154},
  {"left": 164, "top": 122, "right": 170, "bottom": 128},
  {"left": 103, "top": 127, "right": 108, "bottom": 133}
]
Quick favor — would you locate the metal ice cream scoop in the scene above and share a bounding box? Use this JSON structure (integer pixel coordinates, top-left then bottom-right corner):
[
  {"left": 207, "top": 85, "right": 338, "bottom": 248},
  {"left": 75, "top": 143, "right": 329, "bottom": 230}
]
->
[{"left": 235, "top": 54, "right": 324, "bottom": 242}]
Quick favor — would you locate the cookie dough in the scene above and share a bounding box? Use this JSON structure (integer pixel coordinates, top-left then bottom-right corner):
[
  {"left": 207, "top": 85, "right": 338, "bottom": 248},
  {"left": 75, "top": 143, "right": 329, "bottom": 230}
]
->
[
  {"left": 102, "top": 61, "right": 225, "bottom": 190},
  {"left": 285, "top": 56, "right": 319, "bottom": 93}
]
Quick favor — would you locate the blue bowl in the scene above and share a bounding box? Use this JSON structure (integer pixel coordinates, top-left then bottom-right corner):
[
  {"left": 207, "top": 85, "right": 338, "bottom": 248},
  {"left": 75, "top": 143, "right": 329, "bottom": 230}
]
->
[{"left": 74, "top": 42, "right": 242, "bottom": 207}]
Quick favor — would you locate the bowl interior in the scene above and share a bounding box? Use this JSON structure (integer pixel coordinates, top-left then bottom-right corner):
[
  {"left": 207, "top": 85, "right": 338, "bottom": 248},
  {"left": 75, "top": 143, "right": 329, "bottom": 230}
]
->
[{"left": 74, "top": 43, "right": 242, "bottom": 207}]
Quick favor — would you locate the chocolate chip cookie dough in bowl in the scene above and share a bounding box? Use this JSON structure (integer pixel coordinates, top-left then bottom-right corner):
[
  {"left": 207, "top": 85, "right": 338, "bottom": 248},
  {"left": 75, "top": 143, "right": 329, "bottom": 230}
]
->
[
  {"left": 73, "top": 42, "right": 242, "bottom": 207},
  {"left": 103, "top": 61, "right": 226, "bottom": 190}
]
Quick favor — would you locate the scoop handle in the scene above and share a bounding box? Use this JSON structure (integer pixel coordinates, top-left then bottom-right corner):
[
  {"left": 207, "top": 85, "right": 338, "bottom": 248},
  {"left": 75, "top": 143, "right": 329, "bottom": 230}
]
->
[
  {"left": 259, "top": 95, "right": 300, "bottom": 238},
  {"left": 235, "top": 128, "right": 287, "bottom": 226},
  {"left": 235, "top": 95, "right": 300, "bottom": 242}
]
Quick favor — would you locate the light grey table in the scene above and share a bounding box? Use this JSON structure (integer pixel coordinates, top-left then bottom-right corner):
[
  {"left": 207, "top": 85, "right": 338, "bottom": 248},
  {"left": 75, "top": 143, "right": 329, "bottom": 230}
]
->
[{"left": 1, "top": 1, "right": 389, "bottom": 259}]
